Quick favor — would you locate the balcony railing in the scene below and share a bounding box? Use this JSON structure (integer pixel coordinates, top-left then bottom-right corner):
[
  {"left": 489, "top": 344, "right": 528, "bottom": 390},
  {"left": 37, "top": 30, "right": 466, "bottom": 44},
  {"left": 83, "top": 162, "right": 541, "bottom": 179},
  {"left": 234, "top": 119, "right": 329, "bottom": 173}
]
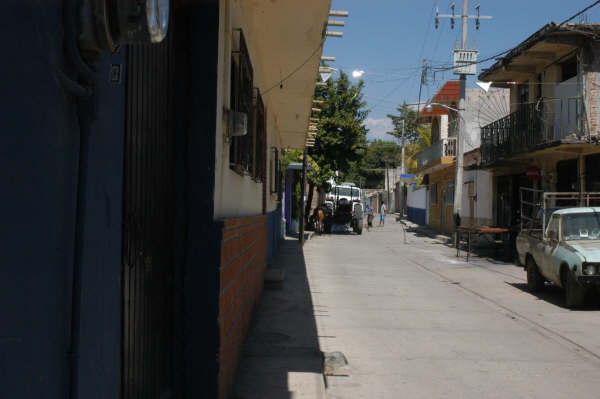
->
[
  {"left": 417, "top": 137, "right": 457, "bottom": 170},
  {"left": 481, "top": 99, "right": 584, "bottom": 166}
]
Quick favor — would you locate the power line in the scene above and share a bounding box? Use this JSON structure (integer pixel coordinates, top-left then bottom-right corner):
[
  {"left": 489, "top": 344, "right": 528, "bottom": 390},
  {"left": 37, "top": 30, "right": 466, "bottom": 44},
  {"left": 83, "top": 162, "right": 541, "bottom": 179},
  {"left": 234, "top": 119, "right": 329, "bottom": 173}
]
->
[
  {"left": 365, "top": 75, "right": 415, "bottom": 112},
  {"left": 557, "top": 0, "right": 600, "bottom": 26},
  {"left": 262, "top": 38, "right": 325, "bottom": 96},
  {"left": 431, "top": 0, "right": 600, "bottom": 74}
]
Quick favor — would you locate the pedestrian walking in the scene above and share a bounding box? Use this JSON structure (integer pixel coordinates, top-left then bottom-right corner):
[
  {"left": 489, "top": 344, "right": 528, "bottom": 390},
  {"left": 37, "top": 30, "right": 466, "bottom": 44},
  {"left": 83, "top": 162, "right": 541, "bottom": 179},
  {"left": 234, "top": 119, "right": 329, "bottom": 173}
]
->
[
  {"left": 379, "top": 201, "right": 386, "bottom": 227},
  {"left": 366, "top": 204, "right": 374, "bottom": 231}
]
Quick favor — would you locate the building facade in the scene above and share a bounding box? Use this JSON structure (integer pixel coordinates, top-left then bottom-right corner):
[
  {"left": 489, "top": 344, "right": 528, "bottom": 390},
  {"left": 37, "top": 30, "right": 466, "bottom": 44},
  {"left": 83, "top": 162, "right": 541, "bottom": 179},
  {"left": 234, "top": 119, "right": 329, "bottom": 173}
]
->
[
  {"left": 479, "top": 23, "right": 600, "bottom": 230},
  {"left": 416, "top": 81, "right": 508, "bottom": 233},
  {"left": 1, "top": 1, "right": 331, "bottom": 398}
]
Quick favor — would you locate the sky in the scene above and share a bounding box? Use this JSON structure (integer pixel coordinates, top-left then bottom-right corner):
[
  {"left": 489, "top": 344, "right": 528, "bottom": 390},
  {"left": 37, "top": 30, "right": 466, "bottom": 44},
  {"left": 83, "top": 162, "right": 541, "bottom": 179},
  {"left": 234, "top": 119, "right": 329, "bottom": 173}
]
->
[{"left": 322, "top": 0, "right": 600, "bottom": 141}]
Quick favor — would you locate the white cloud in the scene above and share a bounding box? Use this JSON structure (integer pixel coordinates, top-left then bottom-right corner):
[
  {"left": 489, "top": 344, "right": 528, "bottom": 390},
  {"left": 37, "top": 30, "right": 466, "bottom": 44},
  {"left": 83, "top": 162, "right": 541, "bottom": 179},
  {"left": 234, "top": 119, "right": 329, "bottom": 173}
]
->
[
  {"left": 352, "top": 69, "right": 365, "bottom": 78},
  {"left": 365, "top": 118, "right": 394, "bottom": 142}
]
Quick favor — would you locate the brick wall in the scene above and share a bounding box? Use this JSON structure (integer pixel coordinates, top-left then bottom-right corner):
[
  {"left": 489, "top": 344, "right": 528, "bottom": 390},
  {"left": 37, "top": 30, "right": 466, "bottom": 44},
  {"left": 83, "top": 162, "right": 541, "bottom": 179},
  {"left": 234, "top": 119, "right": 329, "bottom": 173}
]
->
[
  {"left": 584, "top": 43, "right": 600, "bottom": 137},
  {"left": 218, "top": 215, "right": 267, "bottom": 399}
]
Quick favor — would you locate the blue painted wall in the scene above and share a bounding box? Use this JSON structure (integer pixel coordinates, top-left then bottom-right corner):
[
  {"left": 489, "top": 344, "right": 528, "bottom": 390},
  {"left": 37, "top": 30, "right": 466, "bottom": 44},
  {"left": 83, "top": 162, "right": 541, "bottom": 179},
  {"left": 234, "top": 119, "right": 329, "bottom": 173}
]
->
[
  {"left": 0, "top": 2, "right": 125, "bottom": 398},
  {"left": 1, "top": 4, "right": 76, "bottom": 396},
  {"left": 1, "top": 1, "right": 225, "bottom": 398},
  {"left": 407, "top": 207, "right": 427, "bottom": 226},
  {"left": 73, "top": 51, "right": 126, "bottom": 399},
  {"left": 266, "top": 209, "right": 282, "bottom": 267},
  {"left": 285, "top": 169, "right": 294, "bottom": 234}
]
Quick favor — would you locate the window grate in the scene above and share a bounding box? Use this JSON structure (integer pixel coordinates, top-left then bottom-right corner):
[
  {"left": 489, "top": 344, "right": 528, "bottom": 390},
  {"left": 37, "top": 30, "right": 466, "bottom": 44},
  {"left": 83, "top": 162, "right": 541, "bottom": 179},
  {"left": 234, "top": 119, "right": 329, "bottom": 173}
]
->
[
  {"left": 254, "top": 90, "right": 266, "bottom": 182},
  {"left": 230, "top": 30, "right": 254, "bottom": 175}
]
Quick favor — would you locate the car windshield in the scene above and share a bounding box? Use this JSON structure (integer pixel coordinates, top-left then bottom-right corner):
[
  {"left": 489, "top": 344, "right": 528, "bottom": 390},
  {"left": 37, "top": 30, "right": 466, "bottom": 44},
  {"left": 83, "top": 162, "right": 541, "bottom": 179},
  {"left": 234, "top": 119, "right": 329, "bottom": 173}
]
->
[
  {"left": 561, "top": 212, "right": 600, "bottom": 241},
  {"left": 334, "top": 187, "right": 360, "bottom": 197}
]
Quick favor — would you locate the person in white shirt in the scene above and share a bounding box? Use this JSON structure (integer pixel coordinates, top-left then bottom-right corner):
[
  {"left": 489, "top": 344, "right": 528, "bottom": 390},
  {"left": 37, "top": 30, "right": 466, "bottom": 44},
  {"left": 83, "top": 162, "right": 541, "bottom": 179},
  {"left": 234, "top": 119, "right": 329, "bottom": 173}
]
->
[{"left": 379, "top": 201, "right": 387, "bottom": 226}]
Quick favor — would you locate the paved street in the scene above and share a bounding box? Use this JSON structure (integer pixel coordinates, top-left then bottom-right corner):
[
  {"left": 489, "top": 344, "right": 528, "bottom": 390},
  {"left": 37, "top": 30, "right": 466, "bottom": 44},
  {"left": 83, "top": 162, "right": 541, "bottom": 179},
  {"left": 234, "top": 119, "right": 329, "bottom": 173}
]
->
[{"left": 304, "top": 219, "right": 600, "bottom": 399}]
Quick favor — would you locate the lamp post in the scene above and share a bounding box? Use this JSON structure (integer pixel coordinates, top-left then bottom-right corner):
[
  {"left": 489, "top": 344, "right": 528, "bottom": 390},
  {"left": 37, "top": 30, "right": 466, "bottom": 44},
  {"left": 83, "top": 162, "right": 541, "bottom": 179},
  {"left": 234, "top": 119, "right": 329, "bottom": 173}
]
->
[{"left": 425, "top": 102, "right": 465, "bottom": 234}]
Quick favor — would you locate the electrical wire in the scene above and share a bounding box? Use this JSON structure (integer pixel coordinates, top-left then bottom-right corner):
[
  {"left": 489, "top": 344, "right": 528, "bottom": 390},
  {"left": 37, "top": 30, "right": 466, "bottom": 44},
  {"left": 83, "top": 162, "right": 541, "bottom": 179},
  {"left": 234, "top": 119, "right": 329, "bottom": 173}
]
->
[
  {"left": 431, "top": 0, "right": 600, "bottom": 74},
  {"left": 262, "top": 38, "right": 325, "bottom": 96}
]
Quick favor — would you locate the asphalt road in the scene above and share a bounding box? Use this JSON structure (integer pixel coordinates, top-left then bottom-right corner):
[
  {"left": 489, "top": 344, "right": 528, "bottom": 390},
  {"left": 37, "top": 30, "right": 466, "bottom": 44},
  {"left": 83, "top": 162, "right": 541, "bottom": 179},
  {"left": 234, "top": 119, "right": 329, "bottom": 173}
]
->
[{"left": 304, "top": 219, "right": 600, "bottom": 399}]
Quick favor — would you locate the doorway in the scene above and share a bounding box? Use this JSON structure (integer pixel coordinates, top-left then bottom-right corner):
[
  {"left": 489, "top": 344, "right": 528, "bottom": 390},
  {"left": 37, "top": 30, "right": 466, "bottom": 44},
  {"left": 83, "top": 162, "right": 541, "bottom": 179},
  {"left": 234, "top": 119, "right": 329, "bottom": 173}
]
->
[{"left": 121, "top": 37, "right": 176, "bottom": 398}]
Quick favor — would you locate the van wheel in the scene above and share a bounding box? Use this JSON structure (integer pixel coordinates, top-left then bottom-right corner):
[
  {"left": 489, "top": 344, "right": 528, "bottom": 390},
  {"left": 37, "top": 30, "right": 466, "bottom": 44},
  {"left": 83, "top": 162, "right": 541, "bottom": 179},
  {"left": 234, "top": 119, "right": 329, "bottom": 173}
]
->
[
  {"left": 565, "top": 270, "right": 585, "bottom": 309},
  {"left": 526, "top": 257, "right": 545, "bottom": 292}
]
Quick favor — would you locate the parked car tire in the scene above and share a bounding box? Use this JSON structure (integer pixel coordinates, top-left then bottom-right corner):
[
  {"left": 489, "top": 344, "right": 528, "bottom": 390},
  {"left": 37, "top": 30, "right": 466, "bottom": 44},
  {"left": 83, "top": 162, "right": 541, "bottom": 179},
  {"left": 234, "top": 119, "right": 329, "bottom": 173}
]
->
[
  {"left": 526, "top": 257, "right": 545, "bottom": 292},
  {"left": 565, "top": 269, "right": 585, "bottom": 309}
]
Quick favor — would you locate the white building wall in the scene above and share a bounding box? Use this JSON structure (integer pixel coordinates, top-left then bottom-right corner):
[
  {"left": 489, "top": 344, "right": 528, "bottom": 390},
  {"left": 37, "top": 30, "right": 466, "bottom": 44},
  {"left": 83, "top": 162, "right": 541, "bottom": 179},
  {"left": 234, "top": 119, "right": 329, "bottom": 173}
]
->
[
  {"left": 407, "top": 184, "right": 427, "bottom": 209},
  {"left": 213, "top": 0, "right": 283, "bottom": 219},
  {"left": 460, "top": 169, "right": 493, "bottom": 226},
  {"left": 440, "top": 114, "right": 449, "bottom": 140}
]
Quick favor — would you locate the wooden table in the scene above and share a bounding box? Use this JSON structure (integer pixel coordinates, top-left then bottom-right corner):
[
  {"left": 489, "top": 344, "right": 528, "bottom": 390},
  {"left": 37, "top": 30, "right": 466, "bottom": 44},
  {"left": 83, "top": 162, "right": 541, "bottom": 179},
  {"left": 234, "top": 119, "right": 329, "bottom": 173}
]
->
[{"left": 456, "top": 226, "right": 510, "bottom": 262}]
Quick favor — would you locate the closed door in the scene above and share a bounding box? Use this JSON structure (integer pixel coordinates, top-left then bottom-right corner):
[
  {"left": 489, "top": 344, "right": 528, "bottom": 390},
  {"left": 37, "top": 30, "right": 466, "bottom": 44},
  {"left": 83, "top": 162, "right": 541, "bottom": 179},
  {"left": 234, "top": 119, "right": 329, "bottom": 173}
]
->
[
  {"left": 468, "top": 182, "right": 475, "bottom": 224},
  {"left": 121, "top": 37, "right": 176, "bottom": 398},
  {"left": 440, "top": 190, "right": 446, "bottom": 234}
]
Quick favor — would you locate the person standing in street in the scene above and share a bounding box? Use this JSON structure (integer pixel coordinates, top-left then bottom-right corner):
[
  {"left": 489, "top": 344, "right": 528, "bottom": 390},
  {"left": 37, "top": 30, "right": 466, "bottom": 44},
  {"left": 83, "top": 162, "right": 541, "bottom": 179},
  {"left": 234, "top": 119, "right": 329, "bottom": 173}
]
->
[
  {"left": 379, "top": 201, "right": 386, "bottom": 227},
  {"left": 366, "top": 204, "right": 374, "bottom": 231}
]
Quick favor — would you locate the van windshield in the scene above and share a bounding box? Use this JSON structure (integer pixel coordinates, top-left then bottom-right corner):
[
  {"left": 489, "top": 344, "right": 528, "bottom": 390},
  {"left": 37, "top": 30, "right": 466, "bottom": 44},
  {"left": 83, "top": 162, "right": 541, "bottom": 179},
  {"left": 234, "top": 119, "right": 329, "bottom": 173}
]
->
[
  {"left": 562, "top": 212, "right": 600, "bottom": 241},
  {"left": 334, "top": 187, "right": 360, "bottom": 197}
]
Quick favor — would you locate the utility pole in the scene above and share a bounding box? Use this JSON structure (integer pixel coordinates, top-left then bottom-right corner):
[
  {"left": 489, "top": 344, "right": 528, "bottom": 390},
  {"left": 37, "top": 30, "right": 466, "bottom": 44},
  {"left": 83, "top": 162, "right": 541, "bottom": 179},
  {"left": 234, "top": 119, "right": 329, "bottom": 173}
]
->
[
  {"left": 436, "top": 1, "right": 492, "bottom": 234},
  {"left": 455, "top": 0, "right": 468, "bottom": 230},
  {"left": 400, "top": 120, "right": 406, "bottom": 175},
  {"left": 385, "top": 160, "right": 390, "bottom": 209},
  {"left": 399, "top": 120, "right": 406, "bottom": 216}
]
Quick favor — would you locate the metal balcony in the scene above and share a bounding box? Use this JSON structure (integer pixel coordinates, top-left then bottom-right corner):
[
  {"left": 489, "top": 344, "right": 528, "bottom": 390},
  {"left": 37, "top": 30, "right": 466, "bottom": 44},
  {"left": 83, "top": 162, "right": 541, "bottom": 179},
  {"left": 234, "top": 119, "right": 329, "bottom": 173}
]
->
[
  {"left": 417, "top": 137, "right": 457, "bottom": 171},
  {"left": 481, "top": 99, "right": 584, "bottom": 166}
]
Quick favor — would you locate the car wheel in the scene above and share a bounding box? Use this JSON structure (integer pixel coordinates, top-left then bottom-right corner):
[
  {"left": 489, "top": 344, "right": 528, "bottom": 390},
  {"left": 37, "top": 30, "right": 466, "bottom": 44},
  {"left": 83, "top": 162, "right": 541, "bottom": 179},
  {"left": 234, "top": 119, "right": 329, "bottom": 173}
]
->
[
  {"left": 565, "top": 270, "right": 585, "bottom": 309},
  {"left": 526, "top": 257, "right": 545, "bottom": 292}
]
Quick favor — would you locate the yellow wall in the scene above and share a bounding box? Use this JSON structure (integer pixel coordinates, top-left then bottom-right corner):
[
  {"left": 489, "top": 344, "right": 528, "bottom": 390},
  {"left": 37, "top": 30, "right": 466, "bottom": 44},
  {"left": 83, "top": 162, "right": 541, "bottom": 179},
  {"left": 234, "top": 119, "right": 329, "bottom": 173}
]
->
[{"left": 427, "top": 166, "right": 456, "bottom": 234}]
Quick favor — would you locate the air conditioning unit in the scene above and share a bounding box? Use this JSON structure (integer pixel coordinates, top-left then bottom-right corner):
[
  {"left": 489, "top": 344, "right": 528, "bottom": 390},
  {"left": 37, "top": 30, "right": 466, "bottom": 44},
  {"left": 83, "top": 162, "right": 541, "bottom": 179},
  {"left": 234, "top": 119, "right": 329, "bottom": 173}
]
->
[
  {"left": 223, "top": 108, "right": 248, "bottom": 138},
  {"left": 81, "top": 0, "right": 170, "bottom": 52}
]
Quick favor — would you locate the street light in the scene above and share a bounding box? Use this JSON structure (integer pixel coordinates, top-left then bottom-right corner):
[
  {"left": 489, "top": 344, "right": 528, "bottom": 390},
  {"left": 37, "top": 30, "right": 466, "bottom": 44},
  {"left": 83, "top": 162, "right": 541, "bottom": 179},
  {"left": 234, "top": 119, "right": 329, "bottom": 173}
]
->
[
  {"left": 425, "top": 102, "right": 460, "bottom": 114},
  {"left": 423, "top": 101, "right": 465, "bottom": 236}
]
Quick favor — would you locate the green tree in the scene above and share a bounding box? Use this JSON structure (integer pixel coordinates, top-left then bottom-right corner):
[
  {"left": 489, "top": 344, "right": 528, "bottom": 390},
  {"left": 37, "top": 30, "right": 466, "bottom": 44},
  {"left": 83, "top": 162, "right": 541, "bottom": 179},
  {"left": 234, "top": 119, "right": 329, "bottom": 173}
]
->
[
  {"left": 403, "top": 125, "right": 431, "bottom": 173},
  {"left": 304, "top": 71, "right": 369, "bottom": 216},
  {"left": 386, "top": 101, "right": 432, "bottom": 174},
  {"left": 386, "top": 102, "right": 421, "bottom": 143},
  {"left": 346, "top": 140, "right": 403, "bottom": 189}
]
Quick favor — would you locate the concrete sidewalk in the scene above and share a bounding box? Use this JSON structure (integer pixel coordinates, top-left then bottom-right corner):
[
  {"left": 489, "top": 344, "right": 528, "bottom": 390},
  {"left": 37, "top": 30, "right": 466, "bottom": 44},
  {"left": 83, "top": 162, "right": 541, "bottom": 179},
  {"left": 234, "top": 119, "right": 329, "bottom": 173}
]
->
[{"left": 232, "top": 237, "right": 325, "bottom": 399}]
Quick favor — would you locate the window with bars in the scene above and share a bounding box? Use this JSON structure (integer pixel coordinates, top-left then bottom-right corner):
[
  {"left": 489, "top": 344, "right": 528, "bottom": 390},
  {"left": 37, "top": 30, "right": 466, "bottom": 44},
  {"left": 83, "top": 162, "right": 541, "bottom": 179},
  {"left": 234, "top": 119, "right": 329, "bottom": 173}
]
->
[
  {"left": 230, "top": 30, "right": 254, "bottom": 175},
  {"left": 254, "top": 90, "right": 266, "bottom": 182},
  {"left": 230, "top": 29, "right": 267, "bottom": 183}
]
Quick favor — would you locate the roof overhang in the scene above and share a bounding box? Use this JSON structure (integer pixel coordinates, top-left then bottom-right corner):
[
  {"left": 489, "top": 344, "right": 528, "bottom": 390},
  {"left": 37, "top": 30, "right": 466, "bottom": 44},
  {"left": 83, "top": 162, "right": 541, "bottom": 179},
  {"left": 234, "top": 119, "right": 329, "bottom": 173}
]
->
[
  {"left": 239, "top": 0, "right": 332, "bottom": 149},
  {"left": 417, "top": 81, "right": 459, "bottom": 121},
  {"left": 479, "top": 23, "right": 600, "bottom": 83}
]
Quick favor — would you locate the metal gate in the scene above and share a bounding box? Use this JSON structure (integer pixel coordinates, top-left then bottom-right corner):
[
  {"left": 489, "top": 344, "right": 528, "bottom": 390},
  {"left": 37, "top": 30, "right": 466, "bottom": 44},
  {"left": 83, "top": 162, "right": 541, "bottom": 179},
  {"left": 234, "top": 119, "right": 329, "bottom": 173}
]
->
[{"left": 122, "top": 36, "right": 176, "bottom": 398}]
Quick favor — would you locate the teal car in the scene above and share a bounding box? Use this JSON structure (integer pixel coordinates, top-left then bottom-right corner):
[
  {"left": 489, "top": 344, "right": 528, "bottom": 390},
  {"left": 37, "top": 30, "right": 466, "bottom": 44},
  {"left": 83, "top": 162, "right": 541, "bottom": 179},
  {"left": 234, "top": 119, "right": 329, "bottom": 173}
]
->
[{"left": 516, "top": 207, "right": 600, "bottom": 308}]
